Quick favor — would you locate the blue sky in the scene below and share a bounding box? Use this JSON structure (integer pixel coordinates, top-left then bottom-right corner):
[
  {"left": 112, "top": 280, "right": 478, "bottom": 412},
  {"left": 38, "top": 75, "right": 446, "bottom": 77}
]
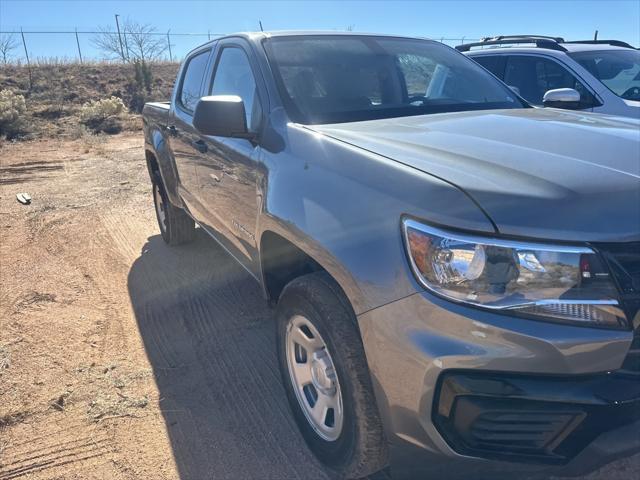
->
[{"left": 1, "top": 0, "right": 639, "bottom": 62}]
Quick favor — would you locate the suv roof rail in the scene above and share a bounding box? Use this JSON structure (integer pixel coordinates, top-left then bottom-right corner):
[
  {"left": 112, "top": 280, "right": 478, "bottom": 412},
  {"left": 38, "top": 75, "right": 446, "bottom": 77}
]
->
[
  {"left": 563, "top": 39, "right": 636, "bottom": 49},
  {"left": 488, "top": 35, "right": 566, "bottom": 43},
  {"left": 456, "top": 36, "right": 567, "bottom": 52}
]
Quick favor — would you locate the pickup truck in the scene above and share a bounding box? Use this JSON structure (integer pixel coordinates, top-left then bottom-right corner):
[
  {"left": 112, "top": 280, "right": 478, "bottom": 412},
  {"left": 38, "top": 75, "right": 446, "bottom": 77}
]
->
[{"left": 142, "top": 32, "right": 640, "bottom": 480}]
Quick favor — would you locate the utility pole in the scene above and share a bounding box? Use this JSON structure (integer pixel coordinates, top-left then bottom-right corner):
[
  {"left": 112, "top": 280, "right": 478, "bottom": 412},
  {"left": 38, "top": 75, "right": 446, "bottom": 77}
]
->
[
  {"left": 114, "top": 14, "right": 125, "bottom": 62},
  {"left": 20, "top": 27, "right": 32, "bottom": 90},
  {"left": 75, "top": 28, "right": 83, "bottom": 63},
  {"left": 594, "top": 30, "right": 599, "bottom": 41}
]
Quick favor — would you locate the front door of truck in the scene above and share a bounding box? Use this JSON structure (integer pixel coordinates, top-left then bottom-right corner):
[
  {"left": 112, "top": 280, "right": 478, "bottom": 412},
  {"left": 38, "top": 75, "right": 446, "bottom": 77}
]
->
[
  {"left": 167, "top": 47, "right": 212, "bottom": 214},
  {"left": 195, "top": 40, "right": 266, "bottom": 276}
]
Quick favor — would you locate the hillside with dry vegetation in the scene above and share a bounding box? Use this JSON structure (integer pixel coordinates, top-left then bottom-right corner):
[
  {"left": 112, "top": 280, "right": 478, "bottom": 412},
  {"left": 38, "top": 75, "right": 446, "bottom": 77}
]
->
[{"left": 0, "top": 61, "right": 179, "bottom": 140}]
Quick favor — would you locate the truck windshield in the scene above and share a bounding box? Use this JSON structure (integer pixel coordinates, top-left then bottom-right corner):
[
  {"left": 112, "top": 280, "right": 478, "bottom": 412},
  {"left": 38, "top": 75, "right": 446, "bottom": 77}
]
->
[
  {"left": 264, "top": 35, "right": 526, "bottom": 124},
  {"left": 569, "top": 49, "right": 640, "bottom": 101}
]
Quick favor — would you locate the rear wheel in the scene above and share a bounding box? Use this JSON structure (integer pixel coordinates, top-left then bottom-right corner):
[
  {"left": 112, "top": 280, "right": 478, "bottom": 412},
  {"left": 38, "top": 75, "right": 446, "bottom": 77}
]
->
[
  {"left": 152, "top": 172, "right": 195, "bottom": 245},
  {"left": 276, "top": 272, "right": 388, "bottom": 479}
]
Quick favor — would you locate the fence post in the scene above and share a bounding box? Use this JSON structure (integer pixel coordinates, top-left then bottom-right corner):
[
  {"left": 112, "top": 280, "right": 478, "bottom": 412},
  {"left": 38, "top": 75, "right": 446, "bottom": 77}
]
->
[
  {"left": 20, "top": 27, "right": 33, "bottom": 90},
  {"left": 167, "top": 30, "right": 172, "bottom": 61},
  {"left": 114, "top": 14, "right": 126, "bottom": 62},
  {"left": 75, "top": 28, "right": 83, "bottom": 63}
]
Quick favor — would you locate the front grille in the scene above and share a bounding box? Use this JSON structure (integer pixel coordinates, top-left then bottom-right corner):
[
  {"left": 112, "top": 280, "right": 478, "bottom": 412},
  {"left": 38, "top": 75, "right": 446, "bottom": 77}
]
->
[{"left": 596, "top": 241, "right": 640, "bottom": 375}]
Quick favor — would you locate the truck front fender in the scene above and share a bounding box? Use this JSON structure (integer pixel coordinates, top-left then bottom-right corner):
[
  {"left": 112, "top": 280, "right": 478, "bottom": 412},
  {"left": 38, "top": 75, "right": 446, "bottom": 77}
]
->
[{"left": 256, "top": 123, "right": 497, "bottom": 315}]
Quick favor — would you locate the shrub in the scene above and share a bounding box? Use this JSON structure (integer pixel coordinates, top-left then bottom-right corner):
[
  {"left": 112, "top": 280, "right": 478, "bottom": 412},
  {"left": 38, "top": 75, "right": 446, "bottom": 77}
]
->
[
  {"left": 0, "top": 89, "right": 28, "bottom": 139},
  {"left": 134, "top": 60, "right": 153, "bottom": 93},
  {"left": 79, "top": 96, "right": 125, "bottom": 134},
  {"left": 79, "top": 96, "right": 124, "bottom": 122}
]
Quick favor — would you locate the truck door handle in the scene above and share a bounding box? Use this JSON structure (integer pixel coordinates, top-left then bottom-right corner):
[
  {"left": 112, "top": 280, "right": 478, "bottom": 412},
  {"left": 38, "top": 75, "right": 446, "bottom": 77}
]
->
[
  {"left": 167, "top": 125, "right": 178, "bottom": 136},
  {"left": 192, "top": 139, "right": 208, "bottom": 153}
]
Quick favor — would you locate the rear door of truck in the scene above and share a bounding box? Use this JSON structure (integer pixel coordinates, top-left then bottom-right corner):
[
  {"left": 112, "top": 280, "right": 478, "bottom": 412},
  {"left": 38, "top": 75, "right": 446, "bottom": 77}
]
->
[{"left": 167, "top": 46, "right": 214, "bottom": 214}]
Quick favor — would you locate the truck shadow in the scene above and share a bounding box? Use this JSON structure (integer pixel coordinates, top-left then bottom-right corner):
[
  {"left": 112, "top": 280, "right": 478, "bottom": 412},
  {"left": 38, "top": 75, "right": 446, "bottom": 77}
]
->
[{"left": 127, "top": 229, "right": 330, "bottom": 480}]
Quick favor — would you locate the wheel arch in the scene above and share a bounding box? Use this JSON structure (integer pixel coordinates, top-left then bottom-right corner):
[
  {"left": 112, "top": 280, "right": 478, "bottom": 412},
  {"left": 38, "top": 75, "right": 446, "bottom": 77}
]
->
[
  {"left": 144, "top": 130, "right": 182, "bottom": 207},
  {"left": 145, "top": 148, "right": 160, "bottom": 177},
  {"left": 258, "top": 227, "right": 363, "bottom": 316}
]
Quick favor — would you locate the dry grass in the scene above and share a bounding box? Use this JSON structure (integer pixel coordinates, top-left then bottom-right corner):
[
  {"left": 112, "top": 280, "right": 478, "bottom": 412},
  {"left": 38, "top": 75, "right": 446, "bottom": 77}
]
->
[{"left": 0, "top": 61, "right": 179, "bottom": 140}]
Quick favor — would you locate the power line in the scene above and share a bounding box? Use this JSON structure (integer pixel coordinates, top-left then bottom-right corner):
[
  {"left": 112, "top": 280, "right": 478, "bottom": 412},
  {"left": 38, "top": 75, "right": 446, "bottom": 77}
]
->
[
  {"left": 0, "top": 30, "right": 469, "bottom": 41},
  {"left": 0, "top": 30, "right": 224, "bottom": 36}
]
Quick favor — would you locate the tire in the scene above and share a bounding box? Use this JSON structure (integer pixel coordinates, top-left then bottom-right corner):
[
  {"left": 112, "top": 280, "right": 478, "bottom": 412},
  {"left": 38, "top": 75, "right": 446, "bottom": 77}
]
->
[
  {"left": 276, "top": 272, "right": 388, "bottom": 479},
  {"left": 152, "top": 171, "right": 195, "bottom": 245}
]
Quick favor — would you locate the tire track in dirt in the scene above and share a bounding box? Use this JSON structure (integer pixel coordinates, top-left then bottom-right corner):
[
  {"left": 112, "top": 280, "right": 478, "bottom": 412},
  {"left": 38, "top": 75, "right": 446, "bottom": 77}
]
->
[
  {"left": 0, "top": 426, "right": 113, "bottom": 480},
  {"left": 190, "top": 286, "right": 300, "bottom": 425},
  {"left": 190, "top": 302, "right": 316, "bottom": 480}
]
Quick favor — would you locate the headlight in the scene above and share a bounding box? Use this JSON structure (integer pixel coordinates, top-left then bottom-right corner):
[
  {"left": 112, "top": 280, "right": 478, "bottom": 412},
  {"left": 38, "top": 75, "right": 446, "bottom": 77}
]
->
[{"left": 402, "top": 218, "right": 626, "bottom": 328}]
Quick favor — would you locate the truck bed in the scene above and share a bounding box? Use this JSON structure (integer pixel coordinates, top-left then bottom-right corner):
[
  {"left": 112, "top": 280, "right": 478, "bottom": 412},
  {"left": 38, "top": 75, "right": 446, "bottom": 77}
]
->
[{"left": 142, "top": 101, "right": 170, "bottom": 129}]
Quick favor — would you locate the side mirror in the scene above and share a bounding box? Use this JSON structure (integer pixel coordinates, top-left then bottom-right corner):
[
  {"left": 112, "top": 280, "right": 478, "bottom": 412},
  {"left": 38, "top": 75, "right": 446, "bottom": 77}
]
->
[
  {"left": 542, "top": 88, "right": 581, "bottom": 109},
  {"left": 193, "top": 95, "right": 253, "bottom": 138}
]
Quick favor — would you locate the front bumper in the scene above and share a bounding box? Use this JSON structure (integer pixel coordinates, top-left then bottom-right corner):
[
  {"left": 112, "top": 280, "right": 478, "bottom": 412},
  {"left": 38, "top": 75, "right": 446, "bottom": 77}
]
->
[{"left": 357, "top": 290, "right": 638, "bottom": 478}]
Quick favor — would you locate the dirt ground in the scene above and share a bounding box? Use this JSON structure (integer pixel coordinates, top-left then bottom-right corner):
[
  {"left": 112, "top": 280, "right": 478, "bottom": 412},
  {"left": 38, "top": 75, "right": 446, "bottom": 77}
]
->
[{"left": 0, "top": 133, "right": 638, "bottom": 480}]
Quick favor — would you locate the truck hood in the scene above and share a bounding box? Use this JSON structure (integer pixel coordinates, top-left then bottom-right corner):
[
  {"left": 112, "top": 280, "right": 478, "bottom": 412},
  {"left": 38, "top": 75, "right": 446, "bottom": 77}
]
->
[{"left": 310, "top": 108, "right": 640, "bottom": 243}]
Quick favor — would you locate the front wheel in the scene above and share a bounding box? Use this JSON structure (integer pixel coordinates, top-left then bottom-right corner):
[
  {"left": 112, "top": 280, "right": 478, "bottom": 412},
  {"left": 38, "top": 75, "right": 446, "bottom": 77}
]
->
[
  {"left": 152, "top": 172, "right": 195, "bottom": 245},
  {"left": 276, "top": 272, "right": 388, "bottom": 479}
]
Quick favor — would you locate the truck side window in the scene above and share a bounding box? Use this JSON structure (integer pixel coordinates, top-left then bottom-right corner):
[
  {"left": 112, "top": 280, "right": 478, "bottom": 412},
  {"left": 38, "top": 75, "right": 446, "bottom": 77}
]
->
[
  {"left": 504, "top": 55, "right": 596, "bottom": 108},
  {"left": 211, "top": 47, "right": 262, "bottom": 131},
  {"left": 179, "top": 50, "right": 210, "bottom": 112}
]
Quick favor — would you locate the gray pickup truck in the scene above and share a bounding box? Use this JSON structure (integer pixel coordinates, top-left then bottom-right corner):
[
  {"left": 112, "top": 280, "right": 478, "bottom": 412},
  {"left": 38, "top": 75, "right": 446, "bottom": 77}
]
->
[{"left": 142, "top": 32, "right": 640, "bottom": 480}]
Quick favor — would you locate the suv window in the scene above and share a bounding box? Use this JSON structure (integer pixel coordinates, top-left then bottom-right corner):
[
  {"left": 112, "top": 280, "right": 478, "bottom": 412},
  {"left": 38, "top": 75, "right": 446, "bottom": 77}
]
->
[
  {"left": 179, "top": 50, "right": 210, "bottom": 112},
  {"left": 210, "top": 47, "right": 261, "bottom": 131},
  {"left": 569, "top": 49, "right": 640, "bottom": 101},
  {"left": 472, "top": 56, "right": 505, "bottom": 78},
  {"left": 504, "top": 55, "right": 596, "bottom": 107}
]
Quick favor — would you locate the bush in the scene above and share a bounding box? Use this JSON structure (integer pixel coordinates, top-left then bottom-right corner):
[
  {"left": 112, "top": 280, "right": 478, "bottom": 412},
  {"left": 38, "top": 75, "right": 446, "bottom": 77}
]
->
[
  {"left": 79, "top": 96, "right": 125, "bottom": 134},
  {"left": 0, "top": 89, "right": 28, "bottom": 139},
  {"left": 79, "top": 96, "right": 125, "bottom": 122},
  {"left": 134, "top": 60, "right": 153, "bottom": 94}
]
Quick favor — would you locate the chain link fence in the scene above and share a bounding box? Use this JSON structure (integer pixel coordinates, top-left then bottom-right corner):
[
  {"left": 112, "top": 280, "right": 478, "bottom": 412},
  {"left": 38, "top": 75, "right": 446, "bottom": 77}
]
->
[
  {"left": 0, "top": 29, "right": 223, "bottom": 65},
  {"left": 0, "top": 29, "right": 480, "bottom": 65}
]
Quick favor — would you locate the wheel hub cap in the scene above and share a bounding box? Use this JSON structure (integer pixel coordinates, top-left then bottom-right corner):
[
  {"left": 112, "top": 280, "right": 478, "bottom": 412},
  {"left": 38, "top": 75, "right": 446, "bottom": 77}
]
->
[{"left": 310, "top": 350, "right": 336, "bottom": 396}]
